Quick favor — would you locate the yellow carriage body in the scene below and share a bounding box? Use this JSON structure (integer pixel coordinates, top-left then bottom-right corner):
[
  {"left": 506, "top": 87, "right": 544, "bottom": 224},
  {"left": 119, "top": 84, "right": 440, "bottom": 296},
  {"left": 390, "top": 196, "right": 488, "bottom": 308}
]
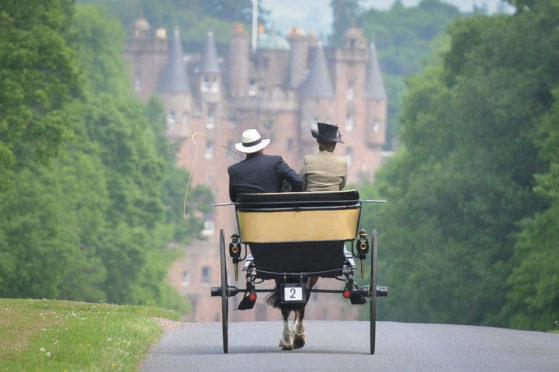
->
[{"left": 234, "top": 190, "right": 361, "bottom": 275}]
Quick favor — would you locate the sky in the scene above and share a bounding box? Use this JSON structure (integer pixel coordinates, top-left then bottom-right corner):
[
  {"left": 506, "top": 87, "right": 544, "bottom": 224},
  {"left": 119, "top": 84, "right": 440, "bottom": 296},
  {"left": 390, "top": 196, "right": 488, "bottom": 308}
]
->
[{"left": 261, "top": 0, "right": 514, "bottom": 36}]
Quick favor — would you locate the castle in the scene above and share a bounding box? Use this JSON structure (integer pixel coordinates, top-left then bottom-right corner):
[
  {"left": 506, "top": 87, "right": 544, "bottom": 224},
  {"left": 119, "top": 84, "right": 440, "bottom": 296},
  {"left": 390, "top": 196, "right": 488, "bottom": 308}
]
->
[{"left": 124, "top": 16, "right": 388, "bottom": 322}]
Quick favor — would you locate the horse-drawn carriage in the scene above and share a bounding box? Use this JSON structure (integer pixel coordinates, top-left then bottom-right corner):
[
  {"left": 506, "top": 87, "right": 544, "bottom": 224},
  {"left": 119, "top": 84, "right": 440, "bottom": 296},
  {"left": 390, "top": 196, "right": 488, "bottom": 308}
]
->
[{"left": 210, "top": 189, "right": 388, "bottom": 354}]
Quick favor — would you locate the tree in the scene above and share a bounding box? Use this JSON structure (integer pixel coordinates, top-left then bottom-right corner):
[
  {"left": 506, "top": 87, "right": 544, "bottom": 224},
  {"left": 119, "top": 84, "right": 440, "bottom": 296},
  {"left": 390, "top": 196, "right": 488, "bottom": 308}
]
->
[
  {"left": 329, "top": 0, "right": 363, "bottom": 46},
  {"left": 358, "top": 0, "right": 461, "bottom": 149},
  {"left": 359, "top": 1, "right": 559, "bottom": 327},
  {"left": 0, "top": 4, "right": 208, "bottom": 311},
  {"left": 0, "top": 0, "right": 81, "bottom": 189},
  {"left": 506, "top": 89, "right": 559, "bottom": 330}
]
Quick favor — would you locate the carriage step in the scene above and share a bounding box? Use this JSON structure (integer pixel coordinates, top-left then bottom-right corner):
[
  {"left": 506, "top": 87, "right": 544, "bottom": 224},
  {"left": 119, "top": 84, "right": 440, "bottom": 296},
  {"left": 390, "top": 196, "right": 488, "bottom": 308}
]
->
[{"left": 376, "top": 285, "right": 388, "bottom": 297}]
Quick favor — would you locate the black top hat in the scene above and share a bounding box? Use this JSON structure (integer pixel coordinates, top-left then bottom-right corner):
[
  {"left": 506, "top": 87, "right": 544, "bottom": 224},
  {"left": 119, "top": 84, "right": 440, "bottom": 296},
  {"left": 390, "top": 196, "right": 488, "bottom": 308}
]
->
[{"left": 311, "top": 122, "right": 344, "bottom": 144}]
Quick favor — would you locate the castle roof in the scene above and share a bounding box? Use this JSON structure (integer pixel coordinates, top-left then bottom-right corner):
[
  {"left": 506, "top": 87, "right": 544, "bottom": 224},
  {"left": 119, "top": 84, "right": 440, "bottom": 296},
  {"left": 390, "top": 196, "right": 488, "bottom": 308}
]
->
[
  {"left": 157, "top": 28, "right": 191, "bottom": 94},
  {"left": 199, "top": 30, "right": 220, "bottom": 75},
  {"left": 258, "top": 32, "right": 290, "bottom": 50},
  {"left": 365, "top": 43, "right": 386, "bottom": 100},
  {"left": 300, "top": 42, "right": 334, "bottom": 98},
  {"left": 134, "top": 16, "right": 150, "bottom": 32}
]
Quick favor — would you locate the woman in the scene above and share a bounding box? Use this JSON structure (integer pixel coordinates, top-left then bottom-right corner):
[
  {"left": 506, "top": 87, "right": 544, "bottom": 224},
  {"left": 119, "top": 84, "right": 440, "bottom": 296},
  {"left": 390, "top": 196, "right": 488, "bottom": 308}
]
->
[{"left": 301, "top": 122, "right": 347, "bottom": 191}]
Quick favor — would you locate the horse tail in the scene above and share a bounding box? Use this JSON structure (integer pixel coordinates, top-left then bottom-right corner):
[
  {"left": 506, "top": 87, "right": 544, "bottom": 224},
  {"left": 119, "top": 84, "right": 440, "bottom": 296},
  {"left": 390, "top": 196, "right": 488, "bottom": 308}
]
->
[{"left": 266, "top": 280, "right": 282, "bottom": 308}]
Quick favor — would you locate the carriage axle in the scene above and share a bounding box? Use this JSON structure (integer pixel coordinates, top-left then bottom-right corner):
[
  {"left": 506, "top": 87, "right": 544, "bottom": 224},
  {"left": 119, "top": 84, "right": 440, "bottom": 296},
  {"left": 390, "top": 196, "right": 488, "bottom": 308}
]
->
[{"left": 211, "top": 285, "right": 389, "bottom": 298}]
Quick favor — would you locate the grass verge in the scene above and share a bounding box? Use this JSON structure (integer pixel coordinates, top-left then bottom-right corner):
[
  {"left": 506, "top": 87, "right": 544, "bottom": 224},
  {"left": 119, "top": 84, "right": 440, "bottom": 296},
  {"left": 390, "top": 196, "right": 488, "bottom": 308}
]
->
[{"left": 0, "top": 298, "right": 181, "bottom": 372}]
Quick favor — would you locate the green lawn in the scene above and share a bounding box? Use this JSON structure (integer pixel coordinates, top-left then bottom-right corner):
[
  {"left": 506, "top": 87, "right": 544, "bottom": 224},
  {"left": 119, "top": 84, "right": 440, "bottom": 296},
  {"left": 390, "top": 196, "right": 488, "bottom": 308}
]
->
[{"left": 0, "top": 298, "right": 181, "bottom": 371}]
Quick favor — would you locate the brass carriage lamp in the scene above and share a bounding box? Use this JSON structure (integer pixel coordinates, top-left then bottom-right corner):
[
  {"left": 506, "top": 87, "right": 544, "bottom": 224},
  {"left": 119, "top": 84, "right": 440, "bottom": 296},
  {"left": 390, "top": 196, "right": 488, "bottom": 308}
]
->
[
  {"left": 229, "top": 234, "right": 241, "bottom": 280},
  {"left": 357, "top": 229, "right": 369, "bottom": 278}
]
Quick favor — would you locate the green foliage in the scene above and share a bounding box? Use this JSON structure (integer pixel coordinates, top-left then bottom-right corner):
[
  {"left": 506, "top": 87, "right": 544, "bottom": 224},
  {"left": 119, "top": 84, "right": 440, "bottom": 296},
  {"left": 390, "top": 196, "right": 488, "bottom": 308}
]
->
[
  {"left": 357, "top": 0, "right": 461, "bottom": 149},
  {"left": 329, "top": 0, "right": 363, "bottom": 46},
  {"left": 506, "top": 89, "right": 559, "bottom": 330},
  {"left": 77, "top": 0, "right": 255, "bottom": 51},
  {"left": 0, "top": 0, "right": 81, "bottom": 189},
  {"left": 360, "top": 1, "right": 559, "bottom": 328},
  {"left": 0, "top": 3, "right": 206, "bottom": 312}
]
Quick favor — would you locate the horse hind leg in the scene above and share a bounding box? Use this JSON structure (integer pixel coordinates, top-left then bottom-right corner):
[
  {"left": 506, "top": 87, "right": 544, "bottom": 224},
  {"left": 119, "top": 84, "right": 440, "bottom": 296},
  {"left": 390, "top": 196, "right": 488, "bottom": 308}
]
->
[
  {"left": 292, "top": 277, "right": 316, "bottom": 349},
  {"left": 292, "top": 307, "right": 306, "bottom": 349},
  {"left": 278, "top": 306, "right": 293, "bottom": 350}
]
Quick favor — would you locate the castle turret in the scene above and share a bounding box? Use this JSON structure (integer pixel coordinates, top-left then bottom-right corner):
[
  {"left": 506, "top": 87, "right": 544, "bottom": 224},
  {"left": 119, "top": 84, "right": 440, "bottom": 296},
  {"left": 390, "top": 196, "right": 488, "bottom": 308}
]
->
[
  {"left": 286, "top": 27, "right": 309, "bottom": 89},
  {"left": 228, "top": 23, "right": 249, "bottom": 97},
  {"left": 157, "top": 28, "right": 191, "bottom": 139},
  {"left": 364, "top": 43, "right": 387, "bottom": 148},
  {"left": 133, "top": 12, "right": 150, "bottom": 40},
  {"left": 299, "top": 41, "right": 335, "bottom": 146},
  {"left": 198, "top": 30, "right": 221, "bottom": 102},
  {"left": 197, "top": 30, "right": 221, "bottom": 132},
  {"left": 300, "top": 41, "right": 334, "bottom": 99},
  {"left": 158, "top": 28, "right": 191, "bottom": 95}
]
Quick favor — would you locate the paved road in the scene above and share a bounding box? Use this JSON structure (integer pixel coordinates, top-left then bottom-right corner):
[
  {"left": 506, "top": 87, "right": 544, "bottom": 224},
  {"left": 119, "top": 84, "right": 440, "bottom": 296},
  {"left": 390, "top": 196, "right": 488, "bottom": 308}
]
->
[{"left": 141, "top": 321, "right": 559, "bottom": 372}]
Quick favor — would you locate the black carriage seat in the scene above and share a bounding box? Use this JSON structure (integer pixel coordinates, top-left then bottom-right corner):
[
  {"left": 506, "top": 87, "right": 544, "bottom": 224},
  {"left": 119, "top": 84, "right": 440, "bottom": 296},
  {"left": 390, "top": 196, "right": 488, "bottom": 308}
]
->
[{"left": 235, "top": 190, "right": 361, "bottom": 275}]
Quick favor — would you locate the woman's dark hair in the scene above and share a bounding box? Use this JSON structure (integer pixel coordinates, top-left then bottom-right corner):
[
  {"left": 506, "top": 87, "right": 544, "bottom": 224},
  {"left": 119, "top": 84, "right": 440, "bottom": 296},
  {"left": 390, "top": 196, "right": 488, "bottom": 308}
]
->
[{"left": 318, "top": 140, "right": 336, "bottom": 152}]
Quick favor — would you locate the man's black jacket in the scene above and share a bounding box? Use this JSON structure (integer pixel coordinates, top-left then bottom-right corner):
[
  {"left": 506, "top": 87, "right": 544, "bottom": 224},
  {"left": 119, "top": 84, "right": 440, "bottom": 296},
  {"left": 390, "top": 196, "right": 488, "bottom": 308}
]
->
[{"left": 228, "top": 152, "right": 303, "bottom": 202}]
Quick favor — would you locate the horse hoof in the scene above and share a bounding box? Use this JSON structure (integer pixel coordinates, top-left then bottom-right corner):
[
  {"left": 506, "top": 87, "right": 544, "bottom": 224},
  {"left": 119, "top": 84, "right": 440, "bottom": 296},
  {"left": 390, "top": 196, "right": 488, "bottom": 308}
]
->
[
  {"left": 278, "top": 339, "right": 293, "bottom": 350},
  {"left": 293, "top": 333, "right": 305, "bottom": 349}
]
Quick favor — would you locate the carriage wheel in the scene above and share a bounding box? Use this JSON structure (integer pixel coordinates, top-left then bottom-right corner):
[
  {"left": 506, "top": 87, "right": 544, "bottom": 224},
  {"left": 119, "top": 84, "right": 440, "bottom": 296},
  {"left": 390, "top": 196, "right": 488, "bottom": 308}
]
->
[
  {"left": 219, "top": 229, "right": 229, "bottom": 353},
  {"left": 370, "top": 229, "right": 378, "bottom": 355}
]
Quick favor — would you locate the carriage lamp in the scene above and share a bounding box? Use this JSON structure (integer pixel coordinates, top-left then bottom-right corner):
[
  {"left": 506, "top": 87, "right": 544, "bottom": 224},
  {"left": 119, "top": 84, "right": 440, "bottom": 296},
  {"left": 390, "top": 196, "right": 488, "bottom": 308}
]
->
[
  {"left": 229, "top": 234, "right": 241, "bottom": 280},
  {"left": 248, "top": 292, "right": 257, "bottom": 302},
  {"left": 356, "top": 229, "right": 369, "bottom": 278},
  {"left": 357, "top": 229, "right": 369, "bottom": 256},
  {"left": 343, "top": 290, "right": 351, "bottom": 299}
]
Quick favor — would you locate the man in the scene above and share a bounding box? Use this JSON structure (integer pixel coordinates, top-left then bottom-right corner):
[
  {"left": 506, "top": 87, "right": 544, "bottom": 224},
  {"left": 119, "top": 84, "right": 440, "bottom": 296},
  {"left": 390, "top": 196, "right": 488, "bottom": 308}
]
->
[
  {"left": 228, "top": 128, "right": 302, "bottom": 202},
  {"left": 301, "top": 122, "right": 347, "bottom": 191}
]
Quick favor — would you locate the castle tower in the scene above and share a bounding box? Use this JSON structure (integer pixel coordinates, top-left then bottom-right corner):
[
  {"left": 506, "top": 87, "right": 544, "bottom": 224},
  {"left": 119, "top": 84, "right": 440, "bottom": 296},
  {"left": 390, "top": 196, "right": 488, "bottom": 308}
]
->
[
  {"left": 133, "top": 12, "right": 150, "bottom": 39},
  {"left": 124, "top": 14, "right": 168, "bottom": 103},
  {"left": 157, "top": 27, "right": 191, "bottom": 140},
  {"left": 228, "top": 23, "right": 250, "bottom": 97},
  {"left": 198, "top": 31, "right": 221, "bottom": 102},
  {"left": 286, "top": 27, "right": 309, "bottom": 89},
  {"left": 299, "top": 41, "right": 335, "bottom": 147},
  {"left": 198, "top": 30, "right": 221, "bottom": 133},
  {"left": 327, "top": 27, "right": 373, "bottom": 182},
  {"left": 364, "top": 43, "right": 387, "bottom": 150}
]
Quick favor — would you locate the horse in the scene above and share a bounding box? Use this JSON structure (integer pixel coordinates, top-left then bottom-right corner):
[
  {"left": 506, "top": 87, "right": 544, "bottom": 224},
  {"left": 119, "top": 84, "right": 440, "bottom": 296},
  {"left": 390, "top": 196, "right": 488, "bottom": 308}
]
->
[{"left": 266, "top": 276, "right": 319, "bottom": 350}]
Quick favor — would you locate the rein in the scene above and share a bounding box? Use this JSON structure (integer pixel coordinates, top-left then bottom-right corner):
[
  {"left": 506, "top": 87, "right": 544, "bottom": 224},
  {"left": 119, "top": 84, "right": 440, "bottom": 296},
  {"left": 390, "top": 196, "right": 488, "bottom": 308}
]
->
[{"left": 183, "top": 132, "right": 243, "bottom": 223}]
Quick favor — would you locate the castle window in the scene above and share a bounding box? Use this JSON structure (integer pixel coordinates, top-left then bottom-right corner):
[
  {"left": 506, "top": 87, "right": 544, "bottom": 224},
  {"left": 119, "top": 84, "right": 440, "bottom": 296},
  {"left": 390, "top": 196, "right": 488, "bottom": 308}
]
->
[
  {"left": 182, "top": 111, "right": 188, "bottom": 125},
  {"left": 210, "top": 76, "right": 219, "bottom": 93},
  {"left": 206, "top": 107, "right": 215, "bottom": 129},
  {"left": 182, "top": 270, "right": 190, "bottom": 286},
  {"left": 134, "top": 74, "right": 142, "bottom": 92},
  {"left": 201, "top": 76, "right": 210, "bottom": 92},
  {"left": 346, "top": 146, "right": 354, "bottom": 166},
  {"left": 167, "top": 111, "right": 175, "bottom": 125},
  {"left": 202, "top": 219, "right": 215, "bottom": 236},
  {"left": 227, "top": 140, "right": 235, "bottom": 159},
  {"left": 372, "top": 119, "right": 381, "bottom": 132},
  {"left": 287, "top": 138, "right": 293, "bottom": 151},
  {"left": 205, "top": 140, "right": 214, "bottom": 159},
  {"left": 345, "top": 113, "right": 354, "bottom": 132},
  {"left": 201, "top": 266, "right": 211, "bottom": 285},
  {"left": 347, "top": 83, "right": 354, "bottom": 100},
  {"left": 249, "top": 80, "right": 257, "bottom": 96},
  {"left": 229, "top": 119, "right": 236, "bottom": 129}
]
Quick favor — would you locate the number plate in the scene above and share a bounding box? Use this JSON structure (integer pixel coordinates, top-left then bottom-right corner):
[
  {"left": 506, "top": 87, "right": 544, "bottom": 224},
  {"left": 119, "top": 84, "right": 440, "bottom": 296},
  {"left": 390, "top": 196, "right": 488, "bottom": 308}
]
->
[
  {"left": 284, "top": 287, "right": 303, "bottom": 301},
  {"left": 281, "top": 284, "right": 306, "bottom": 303}
]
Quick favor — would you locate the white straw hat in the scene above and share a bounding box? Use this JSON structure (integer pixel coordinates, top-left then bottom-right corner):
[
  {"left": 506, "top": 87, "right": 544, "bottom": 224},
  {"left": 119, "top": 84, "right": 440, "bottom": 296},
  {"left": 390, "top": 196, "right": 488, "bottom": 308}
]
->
[{"left": 235, "top": 129, "right": 270, "bottom": 153}]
